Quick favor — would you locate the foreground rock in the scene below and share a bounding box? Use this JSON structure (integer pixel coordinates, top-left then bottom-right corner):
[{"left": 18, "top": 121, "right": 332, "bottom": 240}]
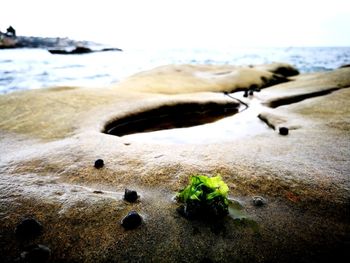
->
[{"left": 0, "top": 63, "right": 349, "bottom": 262}]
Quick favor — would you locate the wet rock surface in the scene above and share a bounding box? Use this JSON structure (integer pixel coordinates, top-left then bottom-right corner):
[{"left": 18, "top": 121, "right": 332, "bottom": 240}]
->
[{"left": 0, "top": 63, "right": 349, "bottom": 262}]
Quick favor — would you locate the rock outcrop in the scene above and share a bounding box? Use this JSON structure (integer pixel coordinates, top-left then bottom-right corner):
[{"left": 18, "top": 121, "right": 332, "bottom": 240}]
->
[
  {"left": 0, "top": 63, "right": 349, "bottom": 262},
  {"left": 0, "top": 34, "right": 122, "bottom": 52}
]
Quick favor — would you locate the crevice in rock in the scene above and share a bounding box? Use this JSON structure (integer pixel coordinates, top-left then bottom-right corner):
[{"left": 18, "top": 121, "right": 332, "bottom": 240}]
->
[
  {"left": 258, "top": 113, "right": 276, "bottom": 130},
  {"left": 257, "top": 112, "right": 287, "bottom": 131},
  {"left": 260, "top": 74, "right": 292, "bottom": 89},
  {"left": 103, "top": 101, "right": 240, "bottom": 136},
  {"left": 265, "top": 87, "right": 344, "bottom": 108}
]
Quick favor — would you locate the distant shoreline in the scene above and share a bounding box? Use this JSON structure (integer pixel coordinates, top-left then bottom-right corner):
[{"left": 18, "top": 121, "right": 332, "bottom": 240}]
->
[{"left": 0, "top": 35, "right": 120, "bottom": 50}]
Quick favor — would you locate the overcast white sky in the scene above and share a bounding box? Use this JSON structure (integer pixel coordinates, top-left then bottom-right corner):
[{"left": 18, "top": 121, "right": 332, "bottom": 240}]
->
[{"left": 1, "top": 0, "right": 350, "bottom": 48}]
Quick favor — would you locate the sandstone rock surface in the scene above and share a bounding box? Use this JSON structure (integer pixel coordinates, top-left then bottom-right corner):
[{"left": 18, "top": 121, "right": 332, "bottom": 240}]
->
[{"left": 0, "top": 63, "right": 349, "bottom": 262}]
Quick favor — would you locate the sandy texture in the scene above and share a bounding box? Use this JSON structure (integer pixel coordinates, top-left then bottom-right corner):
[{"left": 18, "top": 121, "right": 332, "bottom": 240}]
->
[{"left": 0, "top": 63, "right": 349, "bottom": 262}]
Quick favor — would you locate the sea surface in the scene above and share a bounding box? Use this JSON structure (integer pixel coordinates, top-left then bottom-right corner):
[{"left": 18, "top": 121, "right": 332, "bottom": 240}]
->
[{"left": 1, "top": 46, "right": 350, "bottom": 94}]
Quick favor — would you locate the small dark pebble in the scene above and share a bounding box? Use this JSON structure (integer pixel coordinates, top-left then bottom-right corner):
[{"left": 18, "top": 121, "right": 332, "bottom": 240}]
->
[
  {"left": 15, "top": 218, "right": 43, "bottom": 240},
  {"left": 279, "top": 127, "right": 289, "bottom": 136},
  {"left": 121, "top": 211, "right": 142, "bottom": 230},
  {"left": 93, "top": 190, "right": 103, "bottom": 194},
  {"left": 223, "top": 91, "right": 228, "bottom": 95},
  {"left": 94, "top": 159, "right": 104, "bottom": 169},
  {"left": 243, "top": 90, "right": 249, "bottom": 97},
  {"left": 252, "top": 196, "right": 266, "bottom": 207},
  {"left": 20, "top": 244, "right": 51, "bottom": 263},
  {"left": 124, "top": 189, "right": 138, "bottom": 202},
  {"left": 249, "top": 84, "right": 258, "bottom": 91}
]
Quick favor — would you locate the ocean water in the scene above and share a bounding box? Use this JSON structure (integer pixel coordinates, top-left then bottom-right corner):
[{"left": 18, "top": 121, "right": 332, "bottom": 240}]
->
[{"left": 0, "top": 46, "right": 349, "bottom": 94}]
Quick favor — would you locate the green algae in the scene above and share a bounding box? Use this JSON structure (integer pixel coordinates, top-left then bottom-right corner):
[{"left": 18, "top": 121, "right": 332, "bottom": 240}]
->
[{"left": 177, "top": 175, "right": 229, "bottom": 219}]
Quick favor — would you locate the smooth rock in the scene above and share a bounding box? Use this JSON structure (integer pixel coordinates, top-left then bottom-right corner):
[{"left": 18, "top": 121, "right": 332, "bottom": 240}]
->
[
  {"left": 94, "top": 159, "right": 104, "bottom": 169},
  {"left": 279, "top": 127, "right": 289, "bottom": 136},
  {"left": 1, "top": 64, "right": 350, "bottom": 262},
  {"left": 121, "top": 211, "right": 142, "bottom": 230},
  {"left": 252, "top": 196, "right": 266, "bottom": 207},
  {"left": 124, "top": 189, "right": 138, "bottom": 202}
]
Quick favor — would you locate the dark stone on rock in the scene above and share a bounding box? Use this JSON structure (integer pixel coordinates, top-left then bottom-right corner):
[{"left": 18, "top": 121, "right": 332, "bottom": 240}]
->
[
  {"left": 15, "top": 218, "right": 43, "bottom": 240},
  {"left": 243, "top": 90, "right": 249, "bottom": 97},
  {"left": 20, "top": 244, "right": 51, "bottom": 263},
  {"left": 124, "top": 189, "right": 138, "bottom": 202},
  {"left": 252, "top": 196, "right": 266, "bottom": 207},
  {"left": 249, "top": 84, "right": 258, "bottom": 91},
  {"left": 279, "top": 127, "right": 289, "bottom": 136},
  {"left": 94, "top": 159, "right": 104, "bottom": 169},
  {"left": 121, "top": 211, "right": 142, "bottom": 230}
]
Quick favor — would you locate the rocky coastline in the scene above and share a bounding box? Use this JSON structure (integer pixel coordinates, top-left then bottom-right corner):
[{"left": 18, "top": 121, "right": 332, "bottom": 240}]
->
[
  {"left": 0, "top": 62, "right": 349, "bottom": 262},
  {"left": 0, "top": 31, "right": 122, "bottom": 53}
]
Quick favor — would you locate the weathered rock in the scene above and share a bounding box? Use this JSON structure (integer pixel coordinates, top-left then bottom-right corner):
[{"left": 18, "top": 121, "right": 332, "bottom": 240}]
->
[{"left": 0, "top": 64, "right": 349, "bottom": 262}]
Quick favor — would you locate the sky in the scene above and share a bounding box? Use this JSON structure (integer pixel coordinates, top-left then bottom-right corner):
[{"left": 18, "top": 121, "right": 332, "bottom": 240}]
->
[{"left": 1, "top": 0, "right": 350, "bottom": 48}]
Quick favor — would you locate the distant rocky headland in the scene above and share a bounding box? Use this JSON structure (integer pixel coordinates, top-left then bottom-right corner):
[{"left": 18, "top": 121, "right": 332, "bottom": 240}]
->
[{"left": 0, "top": 26, "right": 122, "bottom": 53}]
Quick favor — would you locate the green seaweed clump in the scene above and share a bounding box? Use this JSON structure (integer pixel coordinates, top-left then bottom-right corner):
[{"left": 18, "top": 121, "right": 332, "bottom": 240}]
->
[{"left": 177, "top": 175, "right": 229, "bottom": 220}]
